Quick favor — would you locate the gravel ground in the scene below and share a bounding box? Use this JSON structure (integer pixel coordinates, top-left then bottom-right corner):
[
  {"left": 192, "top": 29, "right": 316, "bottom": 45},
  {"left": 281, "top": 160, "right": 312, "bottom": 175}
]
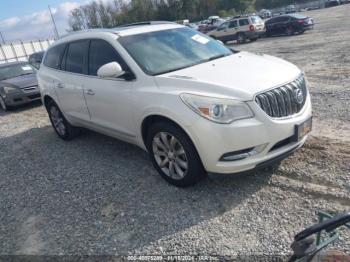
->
[{"left": 0, "top": 5, "right": 349, "bottom": 259}]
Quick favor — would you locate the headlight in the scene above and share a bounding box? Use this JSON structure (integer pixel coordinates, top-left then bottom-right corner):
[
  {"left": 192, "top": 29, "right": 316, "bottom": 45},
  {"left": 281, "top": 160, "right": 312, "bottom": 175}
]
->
[
  {"left": 3, "top": 86, "right": 18, "bottom": 94},
  {"left": 180, "top": 93, "right": 254, "bottom": 124}
]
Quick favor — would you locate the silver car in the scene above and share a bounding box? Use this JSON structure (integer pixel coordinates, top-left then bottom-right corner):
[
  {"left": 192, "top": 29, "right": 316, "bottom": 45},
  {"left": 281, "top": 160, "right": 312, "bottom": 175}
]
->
[{"left": 0, "top": 62, "right": 40, "bottom": 111}]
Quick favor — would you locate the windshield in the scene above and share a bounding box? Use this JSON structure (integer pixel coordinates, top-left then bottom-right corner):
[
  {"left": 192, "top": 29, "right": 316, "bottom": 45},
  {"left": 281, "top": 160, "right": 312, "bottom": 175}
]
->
[
  {"left": 118, "top": 27, "right": 232, "bottom": 76},
  {"left": 0, "top": 63, "right": 35, "bottom": 81}
]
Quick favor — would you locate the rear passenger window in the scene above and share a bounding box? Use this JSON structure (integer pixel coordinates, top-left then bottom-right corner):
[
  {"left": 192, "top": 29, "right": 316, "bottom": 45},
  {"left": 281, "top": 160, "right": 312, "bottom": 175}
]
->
[
  {"left": 65, "top": 40, "right": 89, "bottom": 74},
  {"left": 229, "top": 20, "right": 238, "bottom": 28},
  {"left": 88, "top": 39, "right": 127, "bottom": 76},
  {"left": 43, "top": 44, "right": 66, "bottom": 69},
  {"left": 239, "top": 19, "right": 249, "bottom": 26}
]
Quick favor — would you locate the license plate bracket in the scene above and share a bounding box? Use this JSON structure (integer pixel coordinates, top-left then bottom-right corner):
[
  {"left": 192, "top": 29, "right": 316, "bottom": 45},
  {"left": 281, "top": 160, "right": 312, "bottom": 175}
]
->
[{"left": 293, "top": 117, "right": 313, "bottom": 142}]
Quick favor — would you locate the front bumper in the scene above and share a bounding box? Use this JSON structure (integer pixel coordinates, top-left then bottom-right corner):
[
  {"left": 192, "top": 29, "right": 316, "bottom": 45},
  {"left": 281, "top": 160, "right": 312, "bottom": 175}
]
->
[
  {"left": 187, "top": 94, "right": 312, "bottom": 174},
  {"left": 3, "top": 88, "right": 41, "bottom": 107}
]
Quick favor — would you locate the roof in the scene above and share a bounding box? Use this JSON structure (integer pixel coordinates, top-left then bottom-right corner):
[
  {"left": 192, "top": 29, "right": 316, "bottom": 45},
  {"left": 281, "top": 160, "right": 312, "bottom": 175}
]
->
[{"left": 58, "top": 22, "right": 183, "bottom": 42}]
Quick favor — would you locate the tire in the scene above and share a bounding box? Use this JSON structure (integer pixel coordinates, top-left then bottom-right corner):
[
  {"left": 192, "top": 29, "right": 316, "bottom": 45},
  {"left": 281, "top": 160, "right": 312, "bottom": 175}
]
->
[
  {"left": 286, "top": 26, "right": 294, "bottom": 36},
  {"left": 299, "top": 30, "right": 305, "bottom": 35},
  {"left": 0, "top": 96, "right": 7, "bottom": 111},
  {"left": 146, "top": 122, "right": 206, "bottom": 187},
  {"left": 250, "top": 37, "right": 258, "bottom": 42},
  {"left": 47, "top": 100, "right": 81, "bottom": 140},
  {"left": 237, "top": 33, "right": 246, "bottom": 44}
]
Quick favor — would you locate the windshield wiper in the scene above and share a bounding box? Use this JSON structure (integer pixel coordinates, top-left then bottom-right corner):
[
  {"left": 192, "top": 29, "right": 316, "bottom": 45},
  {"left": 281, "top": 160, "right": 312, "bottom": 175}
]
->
[
  {"left": 18, "top": 72, "right": 34, "bottom": 77},
  {"left": 207, "top": 53, "right": 230, "bottom": 62}
]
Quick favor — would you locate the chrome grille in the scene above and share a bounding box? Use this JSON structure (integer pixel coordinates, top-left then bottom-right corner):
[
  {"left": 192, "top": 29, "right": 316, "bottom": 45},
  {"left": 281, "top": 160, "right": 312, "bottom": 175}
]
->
[{"left": 255, "top": 75, "right": 307, "bottom": 118}]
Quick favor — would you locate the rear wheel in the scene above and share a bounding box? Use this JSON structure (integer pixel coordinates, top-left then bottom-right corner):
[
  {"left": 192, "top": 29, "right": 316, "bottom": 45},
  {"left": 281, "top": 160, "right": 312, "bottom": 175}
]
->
[
  {"left": 250, "top": 37, "right": 258, "bottom": 42},
  {"left": 47, "top": 100, "right": 81, "bottom": 140},
  {"left": 0, "top": 96, "right": 7, "bottom": 111},
  {"left": 146, "top": 122, "right": 206, "bottom": 187},
  {"left": 237, "top": 33, "right": 247, "bottom": 44}
]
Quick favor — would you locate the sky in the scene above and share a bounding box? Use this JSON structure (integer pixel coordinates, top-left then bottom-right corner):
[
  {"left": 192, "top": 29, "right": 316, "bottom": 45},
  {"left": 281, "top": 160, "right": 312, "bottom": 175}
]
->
[{"left": 0, "top": 0, "right": 87, "bottom": 43}]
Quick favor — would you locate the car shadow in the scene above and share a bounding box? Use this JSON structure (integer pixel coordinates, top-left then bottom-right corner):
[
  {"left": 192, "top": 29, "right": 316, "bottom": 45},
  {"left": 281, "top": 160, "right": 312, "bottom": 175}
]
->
[{"left": 0, "top": 126, "right": 275, "bottom": 255}]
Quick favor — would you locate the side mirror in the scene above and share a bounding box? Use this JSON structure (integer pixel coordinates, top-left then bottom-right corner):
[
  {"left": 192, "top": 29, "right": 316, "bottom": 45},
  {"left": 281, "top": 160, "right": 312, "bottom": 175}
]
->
[{"left": 97, "top": 62, "right": 125, "bottom": 78}]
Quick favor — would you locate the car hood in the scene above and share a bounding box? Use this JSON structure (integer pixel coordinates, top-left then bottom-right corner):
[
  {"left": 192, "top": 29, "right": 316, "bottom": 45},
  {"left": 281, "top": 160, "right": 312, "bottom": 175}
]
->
[
  {"left": 0, "top": 73, "right": 37, "bottom": 88},
  {"left": 157, "top": 51, "right": 301, "bottom": 100}
]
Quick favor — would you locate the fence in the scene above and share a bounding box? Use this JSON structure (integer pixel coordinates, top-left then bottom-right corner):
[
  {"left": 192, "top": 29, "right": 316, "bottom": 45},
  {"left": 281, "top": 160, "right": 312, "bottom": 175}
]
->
[{"left": 0, "top": 39, "right": 55, "bottom": 64}]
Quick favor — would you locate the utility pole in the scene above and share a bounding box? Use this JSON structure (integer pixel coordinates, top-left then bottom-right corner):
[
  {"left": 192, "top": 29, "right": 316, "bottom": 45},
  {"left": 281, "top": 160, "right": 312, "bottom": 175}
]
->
[
  {"left": 48, "top": 5, "right": 59, "bottom": 39},
  {"left": 0, "top": 31, "right": 5, "bottom": 44}
]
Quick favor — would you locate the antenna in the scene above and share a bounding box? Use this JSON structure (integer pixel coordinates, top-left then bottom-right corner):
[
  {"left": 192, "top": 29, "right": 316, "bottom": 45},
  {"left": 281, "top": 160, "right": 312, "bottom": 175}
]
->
[{"left": 48, "top": 5, "right": 59, "bottom": 39}]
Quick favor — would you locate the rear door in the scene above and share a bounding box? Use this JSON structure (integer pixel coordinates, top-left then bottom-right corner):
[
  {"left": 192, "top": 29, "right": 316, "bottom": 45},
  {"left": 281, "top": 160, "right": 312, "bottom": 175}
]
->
[
  {"left": 238, "top": 18, "right": 250, "bottom": 33},
  {"left": 226, "top": 20, "right": 239, "bottom": 41},
  {"left": 55, "top": 40, "right": 90, "bottom": 121},
  {"left": 83, "top": 39, "right": 136, "bottom": 138}
]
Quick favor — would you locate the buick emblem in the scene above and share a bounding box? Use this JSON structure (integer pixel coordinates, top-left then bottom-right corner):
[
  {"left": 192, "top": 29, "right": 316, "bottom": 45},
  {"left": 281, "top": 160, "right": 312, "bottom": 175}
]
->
[{"left": 295, "top": 88, "right": 304, "bottom": 104}]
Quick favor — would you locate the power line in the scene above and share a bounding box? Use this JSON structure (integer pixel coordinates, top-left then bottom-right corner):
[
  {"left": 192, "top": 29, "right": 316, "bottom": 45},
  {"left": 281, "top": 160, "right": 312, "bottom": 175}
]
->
[{"left": 48, "top": 5, "right": 59, "bottom": 39}]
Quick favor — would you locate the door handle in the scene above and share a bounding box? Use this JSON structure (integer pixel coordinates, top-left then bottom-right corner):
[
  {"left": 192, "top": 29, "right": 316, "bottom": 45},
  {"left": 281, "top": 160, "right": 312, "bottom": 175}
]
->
[
  {"left": 86, "top": 89, "right": 95, "bottom": 96},
  {"left": 56, "top": 82, "right": 64, "bottom": 89}
]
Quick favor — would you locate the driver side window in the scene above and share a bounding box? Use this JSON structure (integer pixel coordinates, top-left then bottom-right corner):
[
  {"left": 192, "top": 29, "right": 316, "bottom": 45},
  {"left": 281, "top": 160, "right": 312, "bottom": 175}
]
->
[{"left": 88, "top": 39, "right": 128, "bottom": 77}]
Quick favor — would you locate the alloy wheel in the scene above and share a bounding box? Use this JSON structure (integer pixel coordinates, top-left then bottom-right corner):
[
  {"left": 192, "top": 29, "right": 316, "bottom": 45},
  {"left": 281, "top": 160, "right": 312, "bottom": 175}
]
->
[
  {"left": 50, "top": 106, "right": 66, "bottom": 136},
  {"left": 152, "top": 132, "right": 188, "bottom": 180}
]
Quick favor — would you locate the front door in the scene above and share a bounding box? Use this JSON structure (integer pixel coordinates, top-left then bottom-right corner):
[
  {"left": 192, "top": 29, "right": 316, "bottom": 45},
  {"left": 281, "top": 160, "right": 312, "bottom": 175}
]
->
[{"left": 83, "top": 39, "right": 136, "bottom": 138}]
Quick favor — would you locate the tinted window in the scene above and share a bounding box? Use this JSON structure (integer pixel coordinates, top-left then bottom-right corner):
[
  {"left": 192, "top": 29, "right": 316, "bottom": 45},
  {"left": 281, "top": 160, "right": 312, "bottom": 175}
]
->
[
  {"left": 43, "top": 44, "right": 66, "bottom": 69},
  {"left": 229, "top": 20, "right": 238, "bottom": 28},
  {"left": 65, "top": 40, "right": 89, "bottom": 74},
  {"left": 239, "top": 19, "right": 249, "bottom": 26},
  {"left": 88, "top": 40, "right": 126, "bottom": 76}
]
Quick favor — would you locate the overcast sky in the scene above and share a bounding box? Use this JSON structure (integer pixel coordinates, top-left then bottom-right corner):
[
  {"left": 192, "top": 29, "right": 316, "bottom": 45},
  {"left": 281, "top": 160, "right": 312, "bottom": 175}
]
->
[{"left": 0, "top": 0, "right": 87, "bottom": 43}]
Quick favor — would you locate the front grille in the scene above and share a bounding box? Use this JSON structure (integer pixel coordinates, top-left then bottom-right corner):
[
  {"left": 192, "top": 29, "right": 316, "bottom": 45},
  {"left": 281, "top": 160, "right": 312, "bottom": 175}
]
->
[{"left": 255, "top": 75, "right": 307, "bottom": 118}]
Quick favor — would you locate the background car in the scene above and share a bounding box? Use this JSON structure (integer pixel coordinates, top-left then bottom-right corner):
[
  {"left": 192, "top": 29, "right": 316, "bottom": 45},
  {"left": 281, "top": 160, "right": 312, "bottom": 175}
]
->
[
  {"left": 325, "top": 0, "right": 340, "bottom": 7},
  {"left": 0, "top": 62, "right": 40, "bottom": 111},
  {"left": 28, "top": 51, "right": 45, "bottom": 69},
  {"left": 286, "top": 5, "right": 297, "bottom": 13},
  {"left": 265, "top": 14, "right": 314, "bottom": 36},
  {"left": 208, "top": 15, "right": 265, "bottom": 44}
]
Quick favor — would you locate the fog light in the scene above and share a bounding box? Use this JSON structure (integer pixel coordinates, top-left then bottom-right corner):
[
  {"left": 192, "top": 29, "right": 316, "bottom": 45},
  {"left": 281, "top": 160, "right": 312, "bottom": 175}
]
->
[{"left": 220, "top": 144, "right": 268, "bottom": 162}]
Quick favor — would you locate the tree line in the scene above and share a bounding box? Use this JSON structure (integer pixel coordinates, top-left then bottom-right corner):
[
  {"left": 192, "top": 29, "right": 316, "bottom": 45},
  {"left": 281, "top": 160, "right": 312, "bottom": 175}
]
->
[{"left": 68, "top": 0, "right": 318, "bottom": 31}]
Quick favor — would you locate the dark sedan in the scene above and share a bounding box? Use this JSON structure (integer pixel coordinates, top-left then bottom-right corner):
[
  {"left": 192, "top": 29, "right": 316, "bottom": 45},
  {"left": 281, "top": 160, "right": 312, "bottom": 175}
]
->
[
  {"left": 265, "top": 14, "right": 314, "bottom": 36},
  {"left": 0, "top": 62, "right": 40, "bottom": 111}
]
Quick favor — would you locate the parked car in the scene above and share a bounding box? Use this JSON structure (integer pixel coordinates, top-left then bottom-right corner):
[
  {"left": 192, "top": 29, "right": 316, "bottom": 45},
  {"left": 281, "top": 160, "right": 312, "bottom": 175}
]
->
[
  {"left": 265, "top": 14, "right": 314, "bottom": 36},
  {"left": 198, "top": 17, "right": 225, "bottom": 34},
  {"left": 38, "top": 22, "right": 312, "bottom": 187},
  {"left": 208, "top": 15, "right": 265, "bottom": 44},
  {"left": 0, "top": 61, "right": 40, "bottom": 110},
  {"left": 286, "top": 5, "right": 297, "bottom": 13},
  {"left": 325, "top": 0, "right": 340, "bottom": 7},
  {"left": 28, "top": 51, "right": 45, "bottom": 69},
  {"left": 259, "top": 9, "right": 272, "bottom": 19}
]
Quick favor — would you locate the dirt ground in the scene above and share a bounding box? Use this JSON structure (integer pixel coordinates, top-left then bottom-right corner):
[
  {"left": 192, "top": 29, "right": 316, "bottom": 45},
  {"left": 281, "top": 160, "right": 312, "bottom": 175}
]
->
[{"left": 0, "top": 4, "right": 349, "bottom": 258}]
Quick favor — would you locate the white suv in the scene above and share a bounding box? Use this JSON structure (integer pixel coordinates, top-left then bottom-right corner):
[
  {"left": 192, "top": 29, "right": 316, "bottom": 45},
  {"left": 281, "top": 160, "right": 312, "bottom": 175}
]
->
[{"left": 38, "top": 22, "right": 312, "bottom": 187}]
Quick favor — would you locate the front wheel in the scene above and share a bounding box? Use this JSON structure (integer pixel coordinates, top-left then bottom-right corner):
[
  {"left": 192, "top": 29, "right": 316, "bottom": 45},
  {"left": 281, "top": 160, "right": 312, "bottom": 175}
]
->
[
  {"left": 146, "top": 122, "right": 206, "bottom": 187},
  {"left": 47, "top": 101, "right": 81, "bottom": 140}
]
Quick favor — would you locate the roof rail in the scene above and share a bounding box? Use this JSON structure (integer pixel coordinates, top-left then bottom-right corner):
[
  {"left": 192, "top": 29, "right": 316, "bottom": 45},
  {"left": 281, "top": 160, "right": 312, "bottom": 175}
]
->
[{"left": 119, "top": 21, "right": 176, "bottom": 27}]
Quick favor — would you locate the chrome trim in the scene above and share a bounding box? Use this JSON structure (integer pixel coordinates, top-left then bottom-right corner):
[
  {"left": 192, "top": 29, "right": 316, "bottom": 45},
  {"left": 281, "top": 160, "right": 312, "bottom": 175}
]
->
[{"left": 254, "top": 74, "right": 308, "bottom": 119}]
